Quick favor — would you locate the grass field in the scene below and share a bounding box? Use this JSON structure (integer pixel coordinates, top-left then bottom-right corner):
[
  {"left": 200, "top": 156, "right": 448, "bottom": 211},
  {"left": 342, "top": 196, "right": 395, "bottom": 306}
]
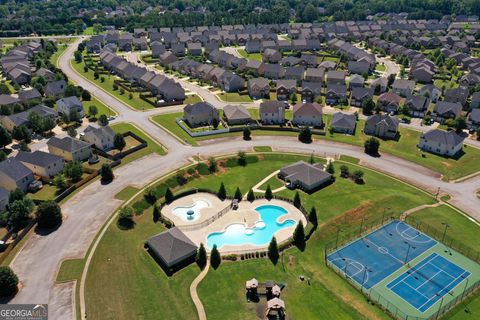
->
[
  {"left": 71, "top": 56, "right": 156, "bottom": 111},
  {"left": 110, "top": 123, "right": 166, "bottom": 163},
  {"left": 184, "top": 94, "right": 203, "bottom": 104},
  {"left": 217, "top": 92, "right": 253, "bottom": 103},
  {"left": 85, "top": 96, "right": 116, "bottom": 117},
  {"left": 237, "top": 48, "right": 262, "bottom": 61},
  {"left": 151, "top": 113, "right": 198, "bottom": 146},
  {"left": 253, "top": 146, "right": 272, "bottom": 152},
  {"left": 257, "top": 175, "right": 285, "bottom": 191},
  {"left": 85, "top": 152, "right": 437, "bottom": 319},
  {"left": 114, "top": 186, "right": 140, "bottom": 201},
  {"left": 56, "top": 259, "right": 85, "bottom": 282},
  {"left": 50, "top": 44, "right": 68, "bottom": 67}
]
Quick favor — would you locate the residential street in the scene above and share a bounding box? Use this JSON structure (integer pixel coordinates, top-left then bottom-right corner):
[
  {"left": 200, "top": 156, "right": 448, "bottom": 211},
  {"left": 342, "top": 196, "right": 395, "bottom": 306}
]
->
[{"left": 7, "top": 39, "right": 480, "bottom": 320}]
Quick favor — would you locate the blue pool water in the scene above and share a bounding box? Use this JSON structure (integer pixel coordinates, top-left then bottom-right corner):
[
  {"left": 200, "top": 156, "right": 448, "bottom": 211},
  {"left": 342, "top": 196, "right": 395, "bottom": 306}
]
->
[{"left": 207, "top": 204, "right": 296, "bottom": 249}]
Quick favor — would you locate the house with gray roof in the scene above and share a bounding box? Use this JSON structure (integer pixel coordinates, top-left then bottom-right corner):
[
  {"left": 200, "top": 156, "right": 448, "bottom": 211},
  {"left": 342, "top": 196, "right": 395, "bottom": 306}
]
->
[
  {"left": 378, "top": 91, "right": 402, "bottom": 113},
  {"left": 57, "top": 96, "right": 84, "bottom": 118},
  {"left": 418, "top": 129, "right": 464, "bottom": 157},
  {"left": 248, "top": 78, "right": 270, "bottom": 99},
  {"left": 44, "top": 80, "right": 67, "bottom": 99},
  {"left": 183, "top": 102, "right": 219, "bottom": 127},
  {"left": 278, "top": 160, "right": 332, "bottom": 192},
  {"left": 304, "top": 68, "right": 325, "bottom": 83},
  {"left": 18, "top": 88, "right": 42, "bottom": 105},
  {"left": 264, "top": 64, "right": 285, "bottom": 79},
  {"left": 350, "top": 87, "right": 373, "bottom": 107},
  {"left": 325, "top": 84, "right": 347, "bottom": 105},
  {"left": 47, "top": 136, "right": 92, "bottom": 162},
  {"left": 392, "top": 79, "right": 415, "bottom": 97},
  {"left": 83, "top": 125, "right": 116, "bottom": 151},
  {"left": 146, "top": 227, "right": 198, "bottom": 271},
  {"left": 330, "top": 112, "right": 357, "bottom": 134},
  {"left": 468, "top": 108, "right": 480, "bottom": 130},
  {"left": 276, "top": 80, "right": 297, "bottom": 101},
  {"left": 348, "top": 61, "right": 371, "bottom": 75},
  {"left": 300, "top": 82, "right": 322, "bottom": 103},
  {"left": 223, "top": 105, "right": 252, "bottom": 125},
  {"left": 292, "top": 102, "right": 323, "bottom": 127},
  {"left": 327, "top": 71, "right": 346, "bottom": 85},
  {"left": 432, "top": 101, "right": 462, "bottom": 123},
  {"left": 371, "top": 77, "right": 388, "bottom": 94},
  {"left": 364, "top": 114, "right": 400, "bottom": 139},
  {"left": 405, "top": 95, "right": 430, "bottom": 117},
  {"left": 0, "top": 104, "right": 57, "bottom": 132},
  {"left": 0, "top": 94, "right": 21, "bottom": 108},
  {"left": 0, "top": 158, "right": 34, "bottom": 192},
  {"left": 259, "top": 101, "right": 285, "bottom": 124},
  {"left": 0, "top": 187, "right": 8, "bottom": 212},
  {"left": 16, "top": 150, "right": 64, "bottom": 180}
]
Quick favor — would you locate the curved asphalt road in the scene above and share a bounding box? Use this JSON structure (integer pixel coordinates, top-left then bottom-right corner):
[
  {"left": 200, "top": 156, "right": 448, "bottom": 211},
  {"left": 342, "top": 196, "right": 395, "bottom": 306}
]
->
[{"left": 7, "top": 39, "right": 480, "bottom": 320}]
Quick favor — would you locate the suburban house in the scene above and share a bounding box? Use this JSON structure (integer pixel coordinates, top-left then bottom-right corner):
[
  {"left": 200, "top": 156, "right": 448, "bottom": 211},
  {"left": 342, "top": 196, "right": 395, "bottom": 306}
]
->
[
  {"left": 419, "top": 84, "right": 441, "bottom": 102},
  {"left": 276, "top": 80, "right": 297, "bottom": 101},
  {"left": 348, "top": 74, "right": 365, "bottom": 89},
  {"left": 378, "top": 91, "right": 402, "bottom": 113},
  {"left": 248, "top": 78, "right": 270, "bottom": 99},
  {"left": 371, "top": 77, "right": 388, "bottom": 93},
  {"left": 350, "top": 87, "right": 374, "bottom": 107},
  {"left": 264, "top": 64, "right": 285, "bottom": 79},
  {"left": 471, "top": 92, "right": 480, "bottom": 109},
  {"left": 0, "top": 187, "right": 8, "bottom": 212},
  {"left": 47, "top": 136, "right": 92, "bottom": 162},
  {"left": 325, "top": 84, "right": 347, "bottom": 105},
  {"left": 418, "top": 129, "right": 465, "bottom": 157},
  {"left": 348, "top": 61, "right": 371, "bottom": 75},
  {"left": 330, "top": 112, "right": 357, "bottom": 134},
  {"left": 183, "top": 102, "right": 219, "bottom": 127},
  {"left": 18, "top": 88, "right": 42, "bottom": 105},
  {"left": 56, "top": 96, "right": 84, "bottom": 118},
  {"left": 304, "top": 68, "right": 325, "bottom": 83},
  {"left": 83, "top": 125, "right": 116, "bottom": 151},
  {"left": 392, "top": 79, "right": 415, "bottom": 97},
  {"left": 259, "top": 101, "right": 285, "bottom": 125},
  {"left": 278, "top": 161, "right": 332, "bottom": 192},
  {"left": 327, "top": 71, "right": 346, "bottom": 85},
  {"left": 0, "top": 158, "right": 35, "bottom": 192},
  {"left": 468, "top": 109, "right": 480, "bottom": 130},
  {"left": 244, "top": 60, "right": 265, "bottom": 76},
  {"left": 301, "top": 82, "right": 323, "bottom": 103},
  {"left": 444, "top": 86, "right": 469, "bottom": 106},
  {"left": 146, "top": 227, "right": 198, "bottom": 271},
  {"left": 364, "top": 114, "right": 400, "bottom": 139},
  {"left": 432, "top": 101, "right": 462, "bottom": 122},
  {"left": 263, "top": 49, "right": 282, "bottom": 63},
  {"left": 291, "top": 102, "right": 323, "bottom": 127},
  {"left": 223, "top": 105, "right": 252, "bottom": 125},
  {"left": 44, "top": 80, "right": 67, "bottom": 99},
  {"left": 0, "top": 104, "right": 57, "bottom": 132},
  {"left": 15, "top": 150, "right": 64, "bottom": 180},
  {"left": 404, "top": 95, "right": 430, "bottom": 117},
  {"left": 219, "top": 72, "right": 245, "bottom": 92}
]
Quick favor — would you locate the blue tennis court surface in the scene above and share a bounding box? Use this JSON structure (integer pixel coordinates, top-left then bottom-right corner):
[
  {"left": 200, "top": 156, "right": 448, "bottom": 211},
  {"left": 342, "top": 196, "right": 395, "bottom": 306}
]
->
[
  {"left": 387, "top": 253, "right": 471, "bottom": 312},
  {"left": 327, "top": 220, "right": 437, "bottom": 289}
]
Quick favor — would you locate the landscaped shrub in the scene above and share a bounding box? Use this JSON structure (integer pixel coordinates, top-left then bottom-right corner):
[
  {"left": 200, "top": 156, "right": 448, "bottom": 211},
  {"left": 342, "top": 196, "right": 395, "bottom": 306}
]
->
[
  {"left": 132, "top": 200, "right": 150, "bottom": 215},
  {"left": 165, "top": 177, "right": 179, "bottom": 188},
  {"left": 117, "top": 207, "right": 135, "bottom": 230},
  {"left": 223, "top": 254, "right": 237, "bottom": 261},
  {"left": 224, "top": 157, "right": 238, "bottom": 168},
  {"left": 246, "top": 155, "right": 259, "bottom": 164},
  {"left": 196, "top": 163, "right": 210, "bottom": 175},
  {"left": 187, "top": 167, "right": 196, "bottom": 175}
]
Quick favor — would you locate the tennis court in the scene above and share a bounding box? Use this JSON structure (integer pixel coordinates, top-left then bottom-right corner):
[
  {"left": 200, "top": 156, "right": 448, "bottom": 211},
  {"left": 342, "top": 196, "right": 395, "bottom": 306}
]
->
[
  {"left": 327, "top": 220, "right": 437, "bottom": 289},
  {"left": 326, "top": 220, "right": 480, "bottom": 319},
  {"left": 387, "top": 253, "right": 471, "bottom": 312}
]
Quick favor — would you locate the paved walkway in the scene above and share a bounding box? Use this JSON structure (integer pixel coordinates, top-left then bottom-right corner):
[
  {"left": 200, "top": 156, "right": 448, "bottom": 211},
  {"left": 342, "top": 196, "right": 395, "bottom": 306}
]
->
[
  {"left": 251, "top": 170, "right": 281, "bottom": 193},
  {"left": 190, "top": 262, "right": 209, "bottom": 320}
]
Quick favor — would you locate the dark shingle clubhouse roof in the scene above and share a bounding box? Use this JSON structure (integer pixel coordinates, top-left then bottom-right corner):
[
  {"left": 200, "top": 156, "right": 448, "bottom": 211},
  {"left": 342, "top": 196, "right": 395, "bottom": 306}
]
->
[{"left": 147, "top": 227, "right": 198, "bottom": 267}]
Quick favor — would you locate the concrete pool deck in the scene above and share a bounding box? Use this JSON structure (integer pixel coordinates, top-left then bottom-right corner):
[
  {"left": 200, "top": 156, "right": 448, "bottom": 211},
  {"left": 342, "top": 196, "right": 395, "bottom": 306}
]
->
[{"left": 163, "top": 194, "right": 307, "bottom": 254}]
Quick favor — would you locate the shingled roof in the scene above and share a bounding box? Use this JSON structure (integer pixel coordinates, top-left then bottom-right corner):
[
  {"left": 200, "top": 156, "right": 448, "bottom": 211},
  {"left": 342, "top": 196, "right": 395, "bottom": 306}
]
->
[{"left": 146, "top": 227, "right": 198, "bottom": 268}]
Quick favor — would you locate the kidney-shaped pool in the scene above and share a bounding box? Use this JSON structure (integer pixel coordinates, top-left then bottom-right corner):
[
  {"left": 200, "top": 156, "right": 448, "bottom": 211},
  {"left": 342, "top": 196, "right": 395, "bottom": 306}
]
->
[{"left": 207, "top": 204, "right": 296, "bottom": 249}]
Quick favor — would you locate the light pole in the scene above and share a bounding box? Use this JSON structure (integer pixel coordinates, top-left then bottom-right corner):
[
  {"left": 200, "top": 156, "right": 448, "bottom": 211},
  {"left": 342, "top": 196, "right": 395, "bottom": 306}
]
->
[
  {"left": 460, "top": 275, "right": 470, "bottom": 301},
  {"left": 404, "top": 241, "right": 416, "bottom": 264},
  {"left": 335, "top": 226, "right": 342, "bottom": 248},
  {"left": 359, "top": 216, "right": 368, "bottom": 236},
  {"left": 441, "top": 222, "right": 450, "bottom": 243}
]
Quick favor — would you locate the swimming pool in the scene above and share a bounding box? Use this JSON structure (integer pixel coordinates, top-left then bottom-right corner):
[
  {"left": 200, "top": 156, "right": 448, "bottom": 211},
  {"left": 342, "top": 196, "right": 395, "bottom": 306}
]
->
[
  {"left": 207, "top": 205, "right": 296, "bottom": 249},
  {"left": 172, "top": 199, "right": 210, "bottom": 222}
]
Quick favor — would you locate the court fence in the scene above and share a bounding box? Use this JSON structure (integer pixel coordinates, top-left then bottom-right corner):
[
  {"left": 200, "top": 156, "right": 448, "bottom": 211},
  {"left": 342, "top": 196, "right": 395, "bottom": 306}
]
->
[{"left": 324, "top": 216, "right": 480, "bottom": 320}]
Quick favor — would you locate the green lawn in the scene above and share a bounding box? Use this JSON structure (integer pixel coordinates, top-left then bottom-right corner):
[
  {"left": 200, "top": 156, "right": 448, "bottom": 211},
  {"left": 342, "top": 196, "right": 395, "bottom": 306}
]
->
[
  {"left": 217, "top": 92, "right": 253, "bottom": 103},
  {"left": 85, "top": 96, "right": 116, "bottom": 117},
  {"left": 71, "top": 57, "right": 156, "bottom": 111},
  {"left": 257, "top": 175, "right": 285, "bottom": 191},
  {"left": 82, "top": 27, "right": 95, "bottom": 35},
  {"left": 375, "top": 64, "right": 386, "bottom": 72},
  {"left": 406, "top": 205, "right": 480, "bottom": 320},
  {"left": 56, "top": 259, "right": 85, "bottom": 282},
  {"left": 114, "top": 186, "right": 140, "bottom": 201},
  {"left": 151, "top": 113, "right": 198, "bottom": 146},
  {"left": 85, "top": 210, "right": 199, "bottom": 319},
  {"left": 237, "top": 48, "right": 262, "bottom": 61},
  {"left": 85, "top": 152, "right": 436, "bottom": 320},
  {"left": 184, "top": 94, "right": 203, "bottom": 104},
  {"left": 110, "top": 123, "right": 166, "bottom": 164},
  {"left": 50, "top": 44, "right": 68, "bottom": 67},
  {"left": 253, "top": 146, "right": 272, "bottom": 152},
  {"left": 29, "top": 184, "right": 61, "bottom": 201}
]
